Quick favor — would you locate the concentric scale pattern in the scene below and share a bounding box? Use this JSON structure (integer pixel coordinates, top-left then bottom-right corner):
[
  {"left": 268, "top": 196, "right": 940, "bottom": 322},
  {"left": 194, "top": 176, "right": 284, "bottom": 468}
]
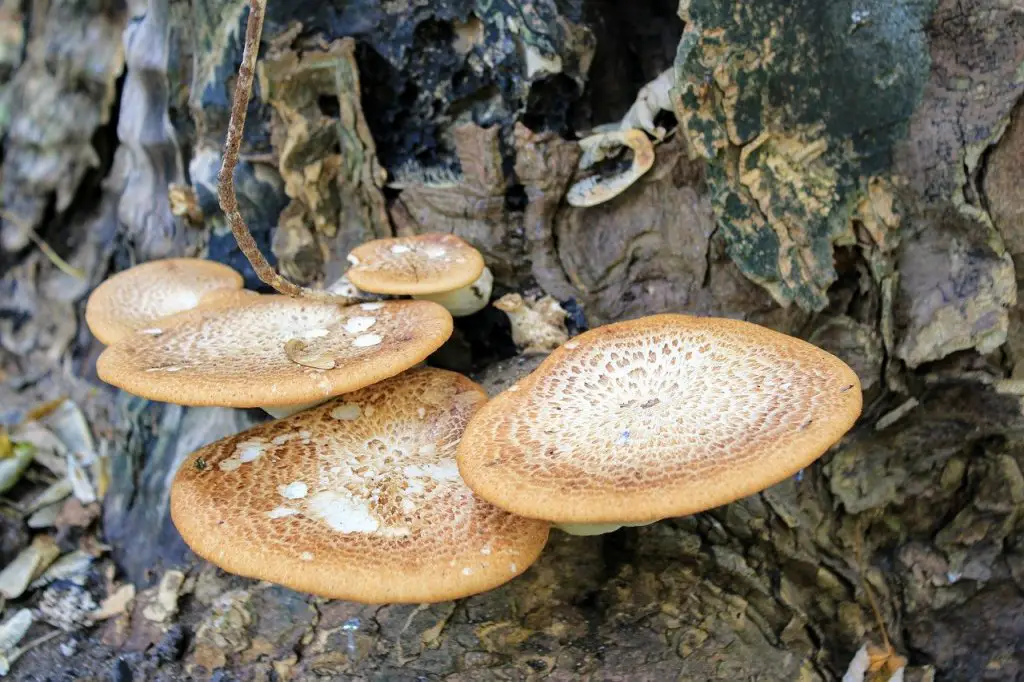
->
[
  {"left": 346, "top": 233, "right": 485, "bottom": 295},
  {"left": 457, "top": 314, "right": 862, "bottom": 524},
  {"left": 96, "top": 296, "right": 453, "bottom": 407},
  {"left": 85, "top": 258, "right": 244, "bottom": 344},
  {"left": 170, "top": 368, "right": 550, "bottom": 603}
]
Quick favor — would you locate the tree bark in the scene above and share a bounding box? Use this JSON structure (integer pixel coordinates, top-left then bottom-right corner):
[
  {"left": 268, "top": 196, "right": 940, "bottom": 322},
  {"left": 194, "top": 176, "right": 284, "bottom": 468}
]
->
[{"left": 2, "top": 0, "right": 1023, "bottom": 680}]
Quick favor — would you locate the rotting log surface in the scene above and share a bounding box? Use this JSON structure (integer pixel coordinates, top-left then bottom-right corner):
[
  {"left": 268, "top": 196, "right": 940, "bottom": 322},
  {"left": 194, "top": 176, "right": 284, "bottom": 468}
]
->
[{"left": 2, "top": 0, "right": 1024, "bottom": 680}]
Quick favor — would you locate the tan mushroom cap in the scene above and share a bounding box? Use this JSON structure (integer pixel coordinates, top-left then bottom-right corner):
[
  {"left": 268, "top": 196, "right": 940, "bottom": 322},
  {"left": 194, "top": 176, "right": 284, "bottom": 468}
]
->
[
  {"left": 346, "top": 233, "right": 485, "bottom": 295},
  {"left": 96, "top": 296, "right": 453, "bottom": 408},
  {"left": 170, "top": 368, "right": 550, "bottom": 603},
  {"left": 457, "top": 314, "right": 862, "bottom": 524},
  {"left": 85, "top": 258, "right": 244, "bottom": 345}
]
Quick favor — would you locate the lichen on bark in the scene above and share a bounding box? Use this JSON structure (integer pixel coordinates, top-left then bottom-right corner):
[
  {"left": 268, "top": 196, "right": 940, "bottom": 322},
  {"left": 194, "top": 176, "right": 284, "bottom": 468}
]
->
[{"left": 672, "top": 0, "right": 933, "bottom": 311}]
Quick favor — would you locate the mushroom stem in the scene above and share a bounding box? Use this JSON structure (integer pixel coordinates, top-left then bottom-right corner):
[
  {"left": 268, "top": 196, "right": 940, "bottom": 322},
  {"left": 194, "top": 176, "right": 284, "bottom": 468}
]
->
[
  {"left": 413, "top": 267, "right": 494, "bottom": 317},
  {"left": 217, "top": 0, "right": 356, "bottom": 305},
  {"left": 554, "top": 521, "right": 656, "bottom": 536},
  {"left": 261, "top": 400, "right": 326, "bottom": 419},
  {"left": 415, "top": 266, "right": 495, "bottom": 317}
]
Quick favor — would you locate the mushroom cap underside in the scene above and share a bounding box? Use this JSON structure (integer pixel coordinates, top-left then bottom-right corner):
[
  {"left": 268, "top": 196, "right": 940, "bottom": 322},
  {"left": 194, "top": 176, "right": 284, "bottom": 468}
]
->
[
  {"left": 85, "top": 258, "right": 244, "bottom": 345},
  {"left": 456, "top": 313, "right": 862, "bottom": 524},
  {"left": 170, "top": 368, "right": 550, "bottom": 603},
  {"left": 96, "top": 296, "right": 453, "bottom": 408},
  {"left": 346, "top": 233, "right": 486, "bottom": 295}
]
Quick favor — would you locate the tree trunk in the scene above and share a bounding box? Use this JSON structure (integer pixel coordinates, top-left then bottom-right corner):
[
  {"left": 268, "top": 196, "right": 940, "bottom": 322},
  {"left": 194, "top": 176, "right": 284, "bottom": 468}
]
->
[{"left": 1, "top": 0, "right": 1023, "bottom": 679}]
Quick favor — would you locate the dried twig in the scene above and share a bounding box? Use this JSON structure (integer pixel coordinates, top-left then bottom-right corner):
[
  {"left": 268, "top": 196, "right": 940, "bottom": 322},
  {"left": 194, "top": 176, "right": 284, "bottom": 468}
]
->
[{"left": 217, "top": 0, "right": 356, "bottom": 304}]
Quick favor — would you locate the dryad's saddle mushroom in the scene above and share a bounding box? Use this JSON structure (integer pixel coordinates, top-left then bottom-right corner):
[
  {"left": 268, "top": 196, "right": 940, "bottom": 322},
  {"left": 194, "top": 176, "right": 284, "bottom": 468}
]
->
[
  {"left": 170, "top": 368, "right": 550, "bottom": 603},
  {"left": 457, "top": 314, "right": 862, "bottom": 535},
  {"left": 96, "top": 296, "right": 453, "bottom": 417},
  {"left": 345, "top": 233, "right": 494, "bottom": 317},
  {"left": 85, "top": 258, "right": 244, "bottom": 344}
]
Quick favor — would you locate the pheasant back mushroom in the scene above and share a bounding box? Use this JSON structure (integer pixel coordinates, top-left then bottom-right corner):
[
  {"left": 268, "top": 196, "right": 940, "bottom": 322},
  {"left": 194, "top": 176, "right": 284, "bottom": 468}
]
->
[
  {"left": 170, "top": 368, "right": 550, "bottom": 603},
  {"left": 85, "top": 258, "right": 244, "bottom": 344},
  {"left": 96, "top": 296, "right": 453, "bottom": 416},
  {"left": 456, "top": 314, "right": 862, "bottom": 534},
  {"left": 346, "top": 233, "right": 493, "bottom": 316}
]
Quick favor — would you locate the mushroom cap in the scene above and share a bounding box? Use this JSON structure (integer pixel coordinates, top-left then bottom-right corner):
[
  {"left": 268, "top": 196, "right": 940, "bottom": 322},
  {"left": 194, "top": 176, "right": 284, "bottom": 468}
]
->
[
  {"left": 346, "top": 233, "right": 486, "bottom": 295},
  {"left": 96, "top": 297, "right": 453, "bottom": 408},
  {"left": 456, "top": 314, "right": 862, "bottom": 524},
  {"left": 85, "top": 258, "right": 244, "bottom": 345},
  {"left": 170, "top": 368, "right": 550, "bottom": 603}
]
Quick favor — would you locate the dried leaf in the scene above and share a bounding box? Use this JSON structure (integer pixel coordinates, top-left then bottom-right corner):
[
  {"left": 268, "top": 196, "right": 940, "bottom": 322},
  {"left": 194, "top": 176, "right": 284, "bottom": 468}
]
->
[
  {"left": 29, "top": 550, "right": 93, "bottom": 590},
  {"left": 0, "top": 609, "right": 32, "bottom": 655},
  {"left": 44, "top": 400, "right": 96, "bottom": 466},
  {"left": 23, "top": 477, "right": 72, "bottom": 514},
  {"left": 92, "top": 583, "right": 135, "bottom": 621},
  {"left": 0, "top": 535, "right": 60, "bottom": 599},
  {"left": 66, "top": 453, "right": 96, "bottom": 505},
  {"left": 284, "top": 339, "right": 336, "bottom": 370},
  {"left": 9, "top": 422, "right": 66, "bottom": 475},
  {"left": 26, "top": 502, "right": 62, "bottom": 529},
  {"left": 0, "top": 430, "right": 11, "bottom": 460},
  {"left": 0, "top": 443, "right": 32, "bottom": 495}
]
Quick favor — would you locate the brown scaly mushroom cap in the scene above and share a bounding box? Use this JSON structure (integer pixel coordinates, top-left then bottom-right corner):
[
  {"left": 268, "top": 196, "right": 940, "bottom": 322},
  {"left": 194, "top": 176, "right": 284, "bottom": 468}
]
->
[
  {"left": 456, "top": 314, "right": 862, "bottom": 535},
  {"left": 170, "top": 368, "right": 550, "bottom": 603},
  {"left": 85, "top": 258, "right": 244, "bottom": 345},
  {"left": 345, "top": 233, "right": 493, "bottom": 316},
  {"left": 96, "top": 296, "right": 453, "bottom": 411}
]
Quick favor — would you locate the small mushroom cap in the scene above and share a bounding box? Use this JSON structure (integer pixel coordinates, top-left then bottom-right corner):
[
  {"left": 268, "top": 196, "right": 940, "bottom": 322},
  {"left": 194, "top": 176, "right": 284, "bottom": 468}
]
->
[
  {"left": 457, "top": 314, "right": 862, "bottom": 524},
  {"left": 170, "top": 368, "right": 550, "bottom": 603},
  {"left": 85, "top": 258, "right": 244, "bottom": 344},
  {"left": 96, "top": 297, "right": 453, "bottom": 408},
  {"left": 346, "top": 233, "right": 485, "bottom": 295}
]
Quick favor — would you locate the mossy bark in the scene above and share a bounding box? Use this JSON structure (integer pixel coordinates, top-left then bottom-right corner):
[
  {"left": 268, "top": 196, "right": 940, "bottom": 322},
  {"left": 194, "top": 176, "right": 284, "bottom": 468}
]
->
[{"left": 2, "top": 0, "right": 1024, "bottom": 680}]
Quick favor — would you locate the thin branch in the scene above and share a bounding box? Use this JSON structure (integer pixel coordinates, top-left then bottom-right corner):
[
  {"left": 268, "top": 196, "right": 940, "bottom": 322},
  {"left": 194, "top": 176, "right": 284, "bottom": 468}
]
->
[{"left": 217, "top": 0, "right": 356, "bottom": 304}]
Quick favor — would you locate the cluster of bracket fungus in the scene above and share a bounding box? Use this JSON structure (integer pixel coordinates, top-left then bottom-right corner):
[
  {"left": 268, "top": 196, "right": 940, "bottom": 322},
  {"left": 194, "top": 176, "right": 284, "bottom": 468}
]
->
[
  {"left": 88, "top": 140, "right": 861, "bottom": 601},
  {"left": 457, "top": 314, "right": 862, "bottom": 536},
  {"left": 170, "top": 368, "right": 550, "bottom": 603}
]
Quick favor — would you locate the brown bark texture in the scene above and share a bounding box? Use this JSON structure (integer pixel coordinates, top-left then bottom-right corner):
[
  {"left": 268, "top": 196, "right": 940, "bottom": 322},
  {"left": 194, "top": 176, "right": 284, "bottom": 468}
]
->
[{"left": 0, "top": 0, "right": 1023, "bottom": 680}]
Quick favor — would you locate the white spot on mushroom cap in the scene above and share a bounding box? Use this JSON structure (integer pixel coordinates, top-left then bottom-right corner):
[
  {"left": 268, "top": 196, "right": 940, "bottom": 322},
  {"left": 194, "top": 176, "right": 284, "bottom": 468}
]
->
[
  {"left": 331, "top": 403, "right": 362, "bottom": 421},
  {"left": 303, "top": 328, "right": 330, "bottom": 338},
  {"left": 268, "top": 506, "right": 299, "bottom": 519},
  {"left": 360, "top": 302, "right": 384, "bottom": 311},
  {"left": 300, "top": 552, "right": 314, "bottom": 561},
  {"left": 236, "top": 440, "right": 267, "bottom": 463},
  {"left": 353, "top": 334, "right": 382, "bottom": 347},
  {"left": 344, "top": 316, "right": 377, "bottom": 334},
  {"left": 425, "top": 246, "right": 447, "bottom": 259},
  {"left": 390, "top": 244, "right": 412, "bottom": 254},
  {"left": 481, "top": 545, "right": 492, "bottom": 556},
  {"left": 417, "top": 407, "right": 426, "bottom": 419},
  {"left": 510, "top": 563, "right": 517, "bottom": 573},
  {"left": 565, "top": 341, "right": 579, "bottom": 349},
  {"left": 347, "top": 254, "right": 360, "bottom": 265},
  {"left": 279, "top": 481, "right": 308, "bottom": 499},
  {"left": 146, "top": 366, "right": 183, "bottom": 373},
  {"left": 307, "top": 490, "right": 379, "bottom": 533},
  {"left": 138, "top": 328, "right": 163, "bottom": 335},
  {"left": 462, "top": 567, "right": 473, "bottom": 576},
  {"left": 218, "top": 458, "right": 241, "bottom": 472}
]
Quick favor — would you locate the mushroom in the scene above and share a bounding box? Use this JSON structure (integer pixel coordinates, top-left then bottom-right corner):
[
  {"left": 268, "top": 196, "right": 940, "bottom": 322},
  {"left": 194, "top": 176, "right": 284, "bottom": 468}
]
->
[
  {"left": 565, "top": 128, "right": 656, "bottom": 208},
  {"left": 345, "top": 233, "right": 494, "bottom": 317},
  {"left": 170, "top": 367, "right": 550, "bottom": 603},
  {"left": 95, "top": 296, "right": 453, "bottom": 418},
  {"left": 456, "top": 314, "right": 862, "bottom": 535},
  {"left": 85, "top": 258, "right": 245, "bottom": 345}
]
